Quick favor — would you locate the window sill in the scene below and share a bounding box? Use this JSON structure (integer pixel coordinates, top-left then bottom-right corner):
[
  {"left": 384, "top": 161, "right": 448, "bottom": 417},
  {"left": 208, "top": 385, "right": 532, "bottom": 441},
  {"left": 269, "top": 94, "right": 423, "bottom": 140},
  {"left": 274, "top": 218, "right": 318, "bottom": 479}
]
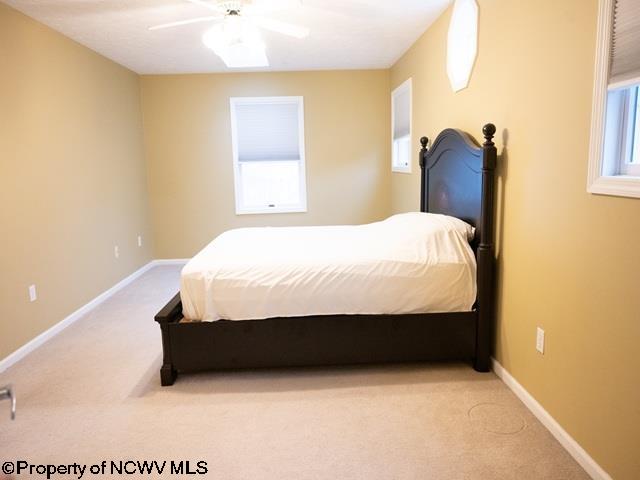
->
[
  {"left": 588, "top": 174, "right": 640, "bottom": 198},
  {"left": 236, "top": 206, "right": 308, "bottom": 215}
]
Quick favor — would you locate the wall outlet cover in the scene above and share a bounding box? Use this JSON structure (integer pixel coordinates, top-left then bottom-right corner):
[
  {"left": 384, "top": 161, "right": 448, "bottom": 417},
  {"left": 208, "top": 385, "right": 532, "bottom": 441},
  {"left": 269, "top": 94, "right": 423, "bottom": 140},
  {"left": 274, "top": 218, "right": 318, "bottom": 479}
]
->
[{"left": 536, "top": 327, "right": 545, "bottom": 354}]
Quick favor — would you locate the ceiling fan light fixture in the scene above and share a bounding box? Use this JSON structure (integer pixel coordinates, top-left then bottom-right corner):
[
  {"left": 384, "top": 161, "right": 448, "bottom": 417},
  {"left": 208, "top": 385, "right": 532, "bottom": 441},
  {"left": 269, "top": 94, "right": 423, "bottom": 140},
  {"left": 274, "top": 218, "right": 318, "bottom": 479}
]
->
[{"left": 202, "top": 19, "right": 269, "bottom": 68}]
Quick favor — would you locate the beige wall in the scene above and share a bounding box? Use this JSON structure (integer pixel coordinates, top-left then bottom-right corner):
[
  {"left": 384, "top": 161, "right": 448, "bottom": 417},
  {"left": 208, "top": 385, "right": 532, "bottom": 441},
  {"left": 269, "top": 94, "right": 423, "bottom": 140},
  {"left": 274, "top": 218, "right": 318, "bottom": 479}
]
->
[
  {"left": 140, "top": 71, "right": 391, "bottom": 258},
  {"left": 0, "top": 4, "right": 153, "bottom": 360},
  {"left": 391, "top": 1, "right": 640, "bottom": 478}
]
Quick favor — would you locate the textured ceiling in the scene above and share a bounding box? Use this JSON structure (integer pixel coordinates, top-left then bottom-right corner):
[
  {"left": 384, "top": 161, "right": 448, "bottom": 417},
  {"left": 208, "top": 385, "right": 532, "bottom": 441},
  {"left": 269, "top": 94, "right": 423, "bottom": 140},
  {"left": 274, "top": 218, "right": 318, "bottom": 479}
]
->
[{"left": 2, "top": 0, "right": 451, "bottom": 74}]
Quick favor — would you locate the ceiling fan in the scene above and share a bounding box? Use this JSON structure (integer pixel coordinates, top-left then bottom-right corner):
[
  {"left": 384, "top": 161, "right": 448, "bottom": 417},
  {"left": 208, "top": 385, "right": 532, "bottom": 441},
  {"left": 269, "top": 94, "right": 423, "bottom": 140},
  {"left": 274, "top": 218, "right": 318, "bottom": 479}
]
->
[{"left": 149, "top": 0, "right": 310, "bottom": 68}]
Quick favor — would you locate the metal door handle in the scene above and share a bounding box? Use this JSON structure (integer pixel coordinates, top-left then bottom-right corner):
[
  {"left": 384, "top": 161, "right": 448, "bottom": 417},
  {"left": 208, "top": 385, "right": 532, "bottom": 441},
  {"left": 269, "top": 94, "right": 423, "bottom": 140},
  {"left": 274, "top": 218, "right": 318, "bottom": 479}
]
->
[{"left": 0, "top": 385, "right": 15, "bottom": 420}]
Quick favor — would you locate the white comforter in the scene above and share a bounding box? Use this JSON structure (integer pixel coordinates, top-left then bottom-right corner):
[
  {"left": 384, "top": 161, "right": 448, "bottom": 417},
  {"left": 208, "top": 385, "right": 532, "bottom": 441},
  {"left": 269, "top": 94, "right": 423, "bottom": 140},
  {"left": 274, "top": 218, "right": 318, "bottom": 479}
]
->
[{"left": 180, "top": 212, "right": 477, "bottom": 321}]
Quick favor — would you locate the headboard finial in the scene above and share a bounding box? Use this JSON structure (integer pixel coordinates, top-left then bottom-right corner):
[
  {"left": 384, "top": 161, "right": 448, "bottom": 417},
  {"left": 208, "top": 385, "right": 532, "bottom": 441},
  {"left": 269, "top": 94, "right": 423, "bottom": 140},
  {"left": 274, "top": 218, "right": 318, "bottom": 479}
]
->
[
  {"left": 419, "top": 137, "right": 429, "bottom": 171},
  {"left": 482, "top": 123, "right": 496, "bottom": 146}
]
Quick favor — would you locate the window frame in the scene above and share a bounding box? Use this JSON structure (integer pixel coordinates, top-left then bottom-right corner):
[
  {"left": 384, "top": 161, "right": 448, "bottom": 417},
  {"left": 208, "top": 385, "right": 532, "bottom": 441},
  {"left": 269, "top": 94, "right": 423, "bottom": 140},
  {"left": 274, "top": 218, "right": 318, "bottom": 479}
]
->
[
  {"left": 391, "top": 78, "right": 413, "bottom": 174},
  {"left": 620, "top": 86, "right": 640, "bottom": 176},
  {"left": 587, "top": 0, "right": 640, "bottom": 198},
  {"left": 229, "top": 96, "right": 308, "bottom": 215}
]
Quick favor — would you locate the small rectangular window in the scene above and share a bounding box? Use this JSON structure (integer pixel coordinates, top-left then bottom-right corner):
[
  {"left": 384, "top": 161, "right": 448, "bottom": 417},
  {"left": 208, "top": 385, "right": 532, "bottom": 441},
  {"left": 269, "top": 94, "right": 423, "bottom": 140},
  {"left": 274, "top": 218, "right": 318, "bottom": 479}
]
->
[
  {"left": 391, "top": 79, "right": 412, "bottom": 173},
  {"left": 588, "top": 0, "right": 640, "bottom": 197},
  {"left": 230, "top": 97, "right": 307, "bottom": 214}
]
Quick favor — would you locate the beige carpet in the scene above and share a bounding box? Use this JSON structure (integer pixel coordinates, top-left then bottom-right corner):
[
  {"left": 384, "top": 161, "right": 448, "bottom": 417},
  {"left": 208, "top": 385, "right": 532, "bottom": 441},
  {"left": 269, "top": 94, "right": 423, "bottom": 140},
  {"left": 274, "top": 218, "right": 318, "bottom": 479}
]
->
[{"left": 0, "top": 266, "right": 589, "bottom": 479}]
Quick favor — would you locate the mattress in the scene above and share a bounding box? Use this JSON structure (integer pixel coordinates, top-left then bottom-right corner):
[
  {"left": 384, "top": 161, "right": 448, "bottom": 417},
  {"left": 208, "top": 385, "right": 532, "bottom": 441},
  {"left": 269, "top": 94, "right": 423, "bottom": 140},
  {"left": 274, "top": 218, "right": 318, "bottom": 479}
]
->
[{"left": 180, "top": 212, "right": 477, "bottom": 321}]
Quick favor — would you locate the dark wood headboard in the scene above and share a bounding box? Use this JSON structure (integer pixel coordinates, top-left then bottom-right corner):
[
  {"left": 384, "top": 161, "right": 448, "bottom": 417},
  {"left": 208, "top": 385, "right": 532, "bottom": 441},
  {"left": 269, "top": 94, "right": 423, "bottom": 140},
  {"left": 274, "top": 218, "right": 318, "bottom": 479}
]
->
[
  {"left": 419, "top": 124, "right": 497, "bottom": 245},
  {"left": 419, "top": 124, "right": 497, "bottom": 371}
]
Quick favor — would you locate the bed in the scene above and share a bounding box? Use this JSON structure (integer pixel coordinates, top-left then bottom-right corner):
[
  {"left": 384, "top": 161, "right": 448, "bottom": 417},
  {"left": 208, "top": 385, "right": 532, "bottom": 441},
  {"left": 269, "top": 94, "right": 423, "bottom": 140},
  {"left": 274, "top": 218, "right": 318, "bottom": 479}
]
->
[{"left": 155, "top": 123, "right": 497, "bottom": 386}]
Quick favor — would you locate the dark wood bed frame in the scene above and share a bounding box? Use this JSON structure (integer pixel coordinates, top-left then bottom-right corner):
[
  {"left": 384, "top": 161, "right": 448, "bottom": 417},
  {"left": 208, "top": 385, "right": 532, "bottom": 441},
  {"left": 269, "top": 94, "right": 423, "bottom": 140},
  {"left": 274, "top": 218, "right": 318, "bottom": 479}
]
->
[{"left": 155, "top": 124, "right": 497, "bottom": 386}]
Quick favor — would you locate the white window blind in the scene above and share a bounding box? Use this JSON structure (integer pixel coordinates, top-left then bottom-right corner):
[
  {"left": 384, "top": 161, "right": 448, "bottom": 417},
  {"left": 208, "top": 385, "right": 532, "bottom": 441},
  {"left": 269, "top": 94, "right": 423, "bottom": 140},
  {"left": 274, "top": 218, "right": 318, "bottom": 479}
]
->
[
  {"left": 610, "top": 0, "right": 640, "bottom": 87},
  {"left": 235, "top": 102, "right": 301, "bottom": 161}
]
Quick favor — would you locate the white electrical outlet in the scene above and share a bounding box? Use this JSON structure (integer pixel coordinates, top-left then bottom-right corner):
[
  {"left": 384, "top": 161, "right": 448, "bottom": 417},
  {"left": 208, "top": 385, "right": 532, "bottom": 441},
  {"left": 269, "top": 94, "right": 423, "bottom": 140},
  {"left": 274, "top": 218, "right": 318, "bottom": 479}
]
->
[
  {"left": 138, "top": 235, "right": 142, "bottom": 247},
  {"left": 536, "top": 327, "right": 545, "bottom": 354},
  {"left": 28, "top": 284, "right": 37, "bottom": 302},
  {"left": 114, "top": 245, "right": 120, "bottom": 259}
]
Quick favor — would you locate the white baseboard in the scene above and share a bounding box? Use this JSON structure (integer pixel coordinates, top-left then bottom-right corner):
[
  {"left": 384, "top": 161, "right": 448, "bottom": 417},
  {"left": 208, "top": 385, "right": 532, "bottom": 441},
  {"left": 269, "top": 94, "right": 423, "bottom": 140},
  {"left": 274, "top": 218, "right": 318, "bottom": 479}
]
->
[
  {"left": 491, "top": 358, "right": 611, "bottom": 480},
  {"left": 153, "top": 259, "right": 189, "bottom": 265},
  {"left": 0, "top": 260, "right": 166, "bottom": 374}
]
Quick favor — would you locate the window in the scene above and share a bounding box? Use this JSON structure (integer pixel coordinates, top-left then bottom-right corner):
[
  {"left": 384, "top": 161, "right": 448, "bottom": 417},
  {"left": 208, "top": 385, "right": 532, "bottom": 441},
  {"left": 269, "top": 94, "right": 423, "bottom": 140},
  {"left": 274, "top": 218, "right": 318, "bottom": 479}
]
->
[
  {"left": 603, "top": 85, "right": 640, "bottom": 177},
  {"left": 391, "top": 78, "right": 412, "bottom": 173},
  {"left": 588, "top": 0, "right": 640, "bottom": 198},
  {"left": 230, "top": 96, "right": 307, "bottom": 214}
]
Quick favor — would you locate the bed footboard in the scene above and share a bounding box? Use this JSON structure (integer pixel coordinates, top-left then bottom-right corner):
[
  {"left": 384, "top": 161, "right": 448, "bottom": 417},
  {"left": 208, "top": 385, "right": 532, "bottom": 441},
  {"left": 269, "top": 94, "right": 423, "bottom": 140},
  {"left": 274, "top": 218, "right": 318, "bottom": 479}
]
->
[{"left": 154, "top": 292, "right": 478, "bottom": 386}]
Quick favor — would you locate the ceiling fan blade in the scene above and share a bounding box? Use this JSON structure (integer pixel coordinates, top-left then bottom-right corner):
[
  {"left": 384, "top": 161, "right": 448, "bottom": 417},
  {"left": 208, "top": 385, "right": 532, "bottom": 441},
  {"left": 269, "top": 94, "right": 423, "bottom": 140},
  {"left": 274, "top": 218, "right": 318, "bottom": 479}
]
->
[
  {"left": 185, "top": 0, "right": 220, "bottom": 13},
  {"left": 250, "top": 17, "right": 309, "bottom": 39},
  {"left": 149, "top": 15, "right": 221, "bottom": 31}
]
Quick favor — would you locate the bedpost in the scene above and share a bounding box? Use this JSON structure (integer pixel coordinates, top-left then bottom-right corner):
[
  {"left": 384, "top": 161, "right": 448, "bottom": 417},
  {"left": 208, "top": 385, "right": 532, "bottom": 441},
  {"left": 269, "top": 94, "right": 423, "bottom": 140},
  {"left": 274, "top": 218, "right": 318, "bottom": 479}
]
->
[
  {"left": 474, "top": 123, "right": 497, "bottom": 372},
  {"left": 155, "top": 293, "right": 182, "bottom": 386},
  {"left": 419, "top": 136, "right": 429, "bottom": 212},
  {"left": 159, "top": 324, "right": 177, "bottom": 386}
]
